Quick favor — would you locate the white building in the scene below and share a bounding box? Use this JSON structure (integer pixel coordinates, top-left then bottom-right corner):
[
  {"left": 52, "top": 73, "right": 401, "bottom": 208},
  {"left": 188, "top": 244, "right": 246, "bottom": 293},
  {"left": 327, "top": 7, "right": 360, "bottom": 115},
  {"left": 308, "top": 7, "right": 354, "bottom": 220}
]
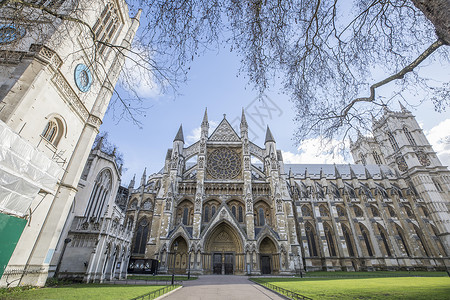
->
[
  {"left": 0, "top": 0, "right": 139, "bottom": 287},
  {"left": 52, "top": 138, "right": 132, "bottom": 282}
]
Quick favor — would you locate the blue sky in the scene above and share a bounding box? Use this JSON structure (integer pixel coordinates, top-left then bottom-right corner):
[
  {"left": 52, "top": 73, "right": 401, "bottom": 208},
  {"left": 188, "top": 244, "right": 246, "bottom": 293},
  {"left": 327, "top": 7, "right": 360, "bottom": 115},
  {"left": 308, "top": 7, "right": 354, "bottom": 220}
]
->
[{"left": 101, "top": 47, "right": 450, "bottom": 186}]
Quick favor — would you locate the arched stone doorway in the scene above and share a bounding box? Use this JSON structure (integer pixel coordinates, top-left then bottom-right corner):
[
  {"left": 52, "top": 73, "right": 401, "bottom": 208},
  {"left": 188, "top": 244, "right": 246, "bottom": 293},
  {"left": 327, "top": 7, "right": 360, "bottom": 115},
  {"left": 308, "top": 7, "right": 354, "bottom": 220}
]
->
[
  {"left": 169, "top": 236, "right": 188, "bottom": 274},
  {"left": 259, "top": 237, "right": 278, "bottom": 274},
  {"left": 204, "top": 222, "right": 244, "bottom": 275}
]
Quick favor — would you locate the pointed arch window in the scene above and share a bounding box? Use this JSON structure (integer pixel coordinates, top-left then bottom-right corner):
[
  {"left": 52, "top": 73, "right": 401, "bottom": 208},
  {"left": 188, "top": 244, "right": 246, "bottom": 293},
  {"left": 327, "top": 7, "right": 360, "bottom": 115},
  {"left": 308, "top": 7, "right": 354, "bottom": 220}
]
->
[
  {"left": 84, "top": 169, "right": 112, "bottom": 220},
  {"left": 324, "top": 223, "right": 337, "bottom": 256},
  {"left": 336, "top": 205, "right": 346, "bottom": 217},
  {"left": 370, "top": 205, "right": 380, "bottom": 217},
  {"left": 342, "top": 225, "right": 355, "bottom": 256},
  {"left": 182, "top": 207, "right": 189, "bottom": 225},
  {"left": 204, "top": 206, "right": 209, "bottom": 222},
  {"left": 373, "top": 151, "right": 382, "bottom": 164},
  {"left": 301, "top": 205, "right": 312, "bottom": 217},
  {"left": 238, "top": 206, "right": 243, "bottom": 223},
  {"left": 359, "top": 153, "right": 366, "bottom": 165},
  {"left": 388, "top": 132, "right": 399, "bottom": 152},
  {"left": 403, "top": 127, "right": 416, "bottom": 146},
  {"left": 396, "top": 225, "right": 410, "bottom": 257},
  {"left": 319, "top": 205, "right": 329, "bottom": 217},
  {"left": 41, "top": 118, "right": 64, "bottom": 146},
  {"left": 388, "top": 205, "right": 397, "bottom": 218},
  {"left": 413, "top": 225, "right": 429, "bottom": 256},
  {"left": 378, "top": 225, "right": 391, "bottom": 256},
  {"left": 232, "top": 206, "right": 237, "bottom": 218},
  {"left": 432, "top": 179, "right": 443, "bottom": 192},
  {"left": 305, "top": 223, "right": 318, "bottom": 257},
  {"left": 211, "top": 205, "right": 216, "bottom": 217},
  {"left": 258, "top": 207, "right": 265, "bottom": 226},
  {"left": 133, "top": 218, "right": 149, "bottom": 254},
  {"left": 93, "top": 1, "right": 121, "bottom": 55},
  {"left": 360, "top": 224, "right": 374, "bottom": 256},
  {"left": 353, "top": 205, "right": 363, "bottom": 217}
]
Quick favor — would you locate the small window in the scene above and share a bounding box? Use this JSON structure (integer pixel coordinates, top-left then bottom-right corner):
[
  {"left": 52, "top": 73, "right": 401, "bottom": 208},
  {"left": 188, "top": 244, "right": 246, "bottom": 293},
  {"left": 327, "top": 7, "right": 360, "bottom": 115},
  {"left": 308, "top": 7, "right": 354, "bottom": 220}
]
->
[
  {"left": 373, "top": 151, "right": 382, "bottom": 164},
  {"left": 388, "top": 132, "right": 399, "bottom": 152},
  {"left": 403, "top": 127, "right": 416, "bottom": 146},
  {"left": 353, "top": 205, "right": 363, "bottom": 217},
  {"left": 360, "top": 153, "right": 366, "bottom": 165},
  {"left": 238, "top": 206, "right": 243, "bottom": 222},
  {"left": 42, "top": 119, "right": 63, "bottom": 146},
  {"left": 433, "top": 179, "right": 443, "bottom": 192}
]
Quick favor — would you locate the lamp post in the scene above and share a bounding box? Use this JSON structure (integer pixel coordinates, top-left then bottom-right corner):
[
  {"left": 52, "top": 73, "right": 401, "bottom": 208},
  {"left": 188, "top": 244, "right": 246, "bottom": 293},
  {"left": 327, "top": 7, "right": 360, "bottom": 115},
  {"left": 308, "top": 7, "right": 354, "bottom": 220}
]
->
[
  {"left": 54, "top": 238, "right": 72, "bottom": 278},
  {"left": 171, "top": 241, "right": 178, "bottom": 285},
  {"left": 187, "top": 250, "right": 191, "bottom": 280}
]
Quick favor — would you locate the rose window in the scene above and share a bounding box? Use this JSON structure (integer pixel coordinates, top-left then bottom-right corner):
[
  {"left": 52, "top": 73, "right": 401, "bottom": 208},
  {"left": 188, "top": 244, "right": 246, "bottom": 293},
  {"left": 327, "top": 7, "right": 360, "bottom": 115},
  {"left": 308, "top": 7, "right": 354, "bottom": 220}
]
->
[{"left": 207, "top": 148, "right": 241, "bottom": 179}]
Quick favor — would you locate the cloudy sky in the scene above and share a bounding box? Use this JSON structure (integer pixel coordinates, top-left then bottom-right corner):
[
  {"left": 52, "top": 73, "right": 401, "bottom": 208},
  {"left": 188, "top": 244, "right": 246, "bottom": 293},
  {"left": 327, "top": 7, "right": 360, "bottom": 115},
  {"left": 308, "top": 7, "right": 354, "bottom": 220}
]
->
[{"left": 101, "top": 47, "right": 450, "bottom": 185}]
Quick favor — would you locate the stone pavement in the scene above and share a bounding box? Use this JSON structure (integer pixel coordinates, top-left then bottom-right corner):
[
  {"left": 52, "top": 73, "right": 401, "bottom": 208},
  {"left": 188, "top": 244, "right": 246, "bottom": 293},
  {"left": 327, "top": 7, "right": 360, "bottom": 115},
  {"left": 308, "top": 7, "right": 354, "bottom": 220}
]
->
[{"left": 162, "top": 275, "right": 286, "bottom": 300}]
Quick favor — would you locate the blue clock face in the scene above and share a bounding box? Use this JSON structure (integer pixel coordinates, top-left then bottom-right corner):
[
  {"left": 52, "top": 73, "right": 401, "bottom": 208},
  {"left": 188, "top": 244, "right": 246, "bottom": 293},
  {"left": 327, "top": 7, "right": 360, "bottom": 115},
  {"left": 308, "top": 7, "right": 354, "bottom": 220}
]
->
[
  {"left": 0, "top": 24, "right": 25, "bottom": 44},
  {"left": 74, "top": 64, "right": 93, "bottom": 92}
]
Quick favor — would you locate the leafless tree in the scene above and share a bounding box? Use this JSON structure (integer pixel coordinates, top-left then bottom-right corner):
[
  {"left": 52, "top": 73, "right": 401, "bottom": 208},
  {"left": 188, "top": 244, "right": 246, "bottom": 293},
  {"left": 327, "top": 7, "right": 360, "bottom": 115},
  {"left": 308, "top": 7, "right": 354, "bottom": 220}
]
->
[
  {"left": 2, "top": 0, "right": 449, "bottom": 141},
  {"left": 139, "top": 0, "right": 449, "bottom": 142}
]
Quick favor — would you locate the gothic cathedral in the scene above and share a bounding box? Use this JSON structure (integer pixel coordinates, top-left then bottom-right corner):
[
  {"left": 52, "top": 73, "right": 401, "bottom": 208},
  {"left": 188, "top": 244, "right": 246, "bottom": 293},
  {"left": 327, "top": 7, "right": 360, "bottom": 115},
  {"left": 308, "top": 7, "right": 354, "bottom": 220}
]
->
[{"left": 125, "top": 108, "right": 449, "bottom": 275}]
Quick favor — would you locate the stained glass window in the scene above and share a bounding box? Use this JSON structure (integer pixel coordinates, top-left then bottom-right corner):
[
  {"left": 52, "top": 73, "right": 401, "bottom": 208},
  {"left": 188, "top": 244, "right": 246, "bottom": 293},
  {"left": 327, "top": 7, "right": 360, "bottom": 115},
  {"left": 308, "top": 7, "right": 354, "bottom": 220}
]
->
[{"left": 207, "top": 148, "right": 241, "bottom": 179}]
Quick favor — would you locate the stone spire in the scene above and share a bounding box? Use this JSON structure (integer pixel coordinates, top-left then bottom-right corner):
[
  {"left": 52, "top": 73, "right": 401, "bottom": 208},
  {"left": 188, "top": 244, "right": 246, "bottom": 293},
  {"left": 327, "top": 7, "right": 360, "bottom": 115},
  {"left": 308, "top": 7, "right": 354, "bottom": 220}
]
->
[
  {"left": 265, "top": 126, "right": 275, "bottom": 143},
  {"left": 173, "top": 124, "right": 184, "bottom": 143},
  {"left": 128, "top": 174, "right": 136, "bottom": 189},
  {"left": 202, "top": 108, "right": 209, "bottom": 126},
  {"left": 240, "top": 108, "right": 248, "bottom": 127},
  {"left": 365, "top": 167, "right": 372, "bottom": 179},
  {"left": 95, "top": 136, "right": 104, "bottom": 150},
  {"left": 140, "top": 168, "right": 146, "bottom": 186},
  {"left": 398, "top": 101, "right": 410, "bottom": 113}
]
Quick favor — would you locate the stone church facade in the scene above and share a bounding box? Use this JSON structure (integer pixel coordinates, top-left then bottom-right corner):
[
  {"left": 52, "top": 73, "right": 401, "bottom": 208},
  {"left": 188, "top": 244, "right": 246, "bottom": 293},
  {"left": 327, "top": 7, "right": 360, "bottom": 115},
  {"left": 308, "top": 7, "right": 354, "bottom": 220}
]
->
[
  {"left": 0, "top": 0, "right": 139, "bottom": 286},
  {"left": 126, "top": 108, "right": 449, "bottom": 275}
]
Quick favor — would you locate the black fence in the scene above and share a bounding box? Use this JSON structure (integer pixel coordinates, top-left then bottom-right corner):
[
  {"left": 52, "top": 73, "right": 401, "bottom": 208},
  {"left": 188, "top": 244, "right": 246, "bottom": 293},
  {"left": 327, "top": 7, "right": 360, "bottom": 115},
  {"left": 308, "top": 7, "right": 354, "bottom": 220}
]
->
[
  {"left": 130, "top": 285, "right": 180, "bottom": 300},
  {"left": 256, "top": 281, "right": 313, "bottom": 300}
]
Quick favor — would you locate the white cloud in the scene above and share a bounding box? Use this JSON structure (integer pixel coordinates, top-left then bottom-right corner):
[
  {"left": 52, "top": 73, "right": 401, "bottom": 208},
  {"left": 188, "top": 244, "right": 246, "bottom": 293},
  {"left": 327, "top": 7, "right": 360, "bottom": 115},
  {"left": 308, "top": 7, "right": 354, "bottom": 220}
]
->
[
  {"left": 425, "top": 118, "right": 450, "bottom": 167},
  {"left": 119, "top": 42, "right": 161, "bottom": 99},
  {"left": 186, "top": 121, "right": 219, "bottom": 145},
  {"left": 282, "top": 137, "right": 349, "bottom": 164}
]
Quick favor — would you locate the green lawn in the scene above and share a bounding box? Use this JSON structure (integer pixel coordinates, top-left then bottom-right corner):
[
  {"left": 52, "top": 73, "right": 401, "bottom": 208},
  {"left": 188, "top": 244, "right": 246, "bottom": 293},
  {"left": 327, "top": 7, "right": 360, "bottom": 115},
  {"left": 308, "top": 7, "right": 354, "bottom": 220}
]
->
[
  {"left": 127, "top": 275, "right": 197, "bottom": 281},
  {"left": 300, "top": 271, "right": 448, "bottom": 278},
  {"left": 1, "top": 284, "right": 175, "bottom": 300},
  {"left": 252, "top": 277, "right": 450, "bottom": 299}
]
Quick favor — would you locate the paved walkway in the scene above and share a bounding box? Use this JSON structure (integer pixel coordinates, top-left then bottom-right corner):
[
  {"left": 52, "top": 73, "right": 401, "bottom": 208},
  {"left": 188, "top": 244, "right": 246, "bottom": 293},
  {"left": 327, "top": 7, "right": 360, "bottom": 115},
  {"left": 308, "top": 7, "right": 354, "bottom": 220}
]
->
[{"left": 162, "top": 275, "right": 286, "bottom": 300}]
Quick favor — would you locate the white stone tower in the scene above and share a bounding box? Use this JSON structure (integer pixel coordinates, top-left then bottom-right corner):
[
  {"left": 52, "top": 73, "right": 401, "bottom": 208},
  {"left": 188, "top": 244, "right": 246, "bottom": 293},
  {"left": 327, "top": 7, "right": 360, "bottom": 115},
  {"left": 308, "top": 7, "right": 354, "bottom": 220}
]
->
[
  {"left": 0, "top": 0, "right": 139, "bottom": 286},
  {"left": 351, "top": 104, "right": 450, "bottom": 255}
]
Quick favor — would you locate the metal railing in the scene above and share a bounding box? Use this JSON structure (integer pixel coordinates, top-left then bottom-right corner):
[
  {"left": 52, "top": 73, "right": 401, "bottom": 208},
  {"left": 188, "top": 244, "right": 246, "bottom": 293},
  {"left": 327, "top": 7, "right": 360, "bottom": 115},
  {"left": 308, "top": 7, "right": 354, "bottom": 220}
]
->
[
  {"left": 256, "top": 281, "right": 313, "bottom": 300},
  {"left": 130, "top": 285, "right": 180, "bottom": 300}
]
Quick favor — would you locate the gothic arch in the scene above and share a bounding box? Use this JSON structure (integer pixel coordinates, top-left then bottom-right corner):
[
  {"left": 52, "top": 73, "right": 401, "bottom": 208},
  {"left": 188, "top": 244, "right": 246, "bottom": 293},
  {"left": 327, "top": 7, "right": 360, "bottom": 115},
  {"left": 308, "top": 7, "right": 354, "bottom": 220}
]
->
[
  {"left": 204, "top": 221, "right": 244, "bottom": 254},
  {"left": 84, "top": 168, "right": 113, "bottom": 220},
  {"left": 169, "top": 236, "right": 189, "bottom": 274}
]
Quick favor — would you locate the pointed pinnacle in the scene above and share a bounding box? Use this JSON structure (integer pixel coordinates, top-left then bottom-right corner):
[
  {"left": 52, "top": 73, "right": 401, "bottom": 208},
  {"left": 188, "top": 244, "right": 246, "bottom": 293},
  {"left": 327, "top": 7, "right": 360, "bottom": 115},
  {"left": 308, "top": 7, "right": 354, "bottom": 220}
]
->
[
  {"left": 202, "top": 108, "right": 208, "bottom": 125},
  {"left": 334, "top": 164, "right": 341, "bottom": 179},
  {"left": 241, "top": 108, "right": 248, "bottom": 126},
  {"left": 265, "top": 126, "right": 275, "bottom": 143},
  {"left": 174, "top": 124, "right": 184, "bottom": 143},
  {"left": 350, "top": 165, "right": 357, "bottom": 179},
  {"left": 365, "top": 167, "right": 372, "bottom": 179}
]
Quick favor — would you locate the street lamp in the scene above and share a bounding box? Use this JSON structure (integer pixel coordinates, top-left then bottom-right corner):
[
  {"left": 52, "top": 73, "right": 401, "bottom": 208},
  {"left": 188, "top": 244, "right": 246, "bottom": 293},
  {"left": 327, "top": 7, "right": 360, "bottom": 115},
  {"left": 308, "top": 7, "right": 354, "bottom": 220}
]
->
[
  {"left": 187, "top": 250, "right": 192, "bottom": 280},
  {"left": 171, "top": 241, "right": 178, "bottom": 285}
]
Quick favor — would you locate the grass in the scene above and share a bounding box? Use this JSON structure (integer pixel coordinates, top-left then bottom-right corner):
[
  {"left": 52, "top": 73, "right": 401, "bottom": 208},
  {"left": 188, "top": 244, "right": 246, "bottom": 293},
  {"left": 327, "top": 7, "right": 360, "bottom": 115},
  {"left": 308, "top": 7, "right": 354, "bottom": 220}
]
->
[
  {"left": 1, "top": 284, "right": 174, "bottom": 300},
  {"left": 127, "top": 275, "right": 197, "bottom": 281},
  {"left": 252, "top": 275, "right": 450, "bottom": 300},
  {"left": 299, "top": 271, "right": 449, "bottom": 278}
]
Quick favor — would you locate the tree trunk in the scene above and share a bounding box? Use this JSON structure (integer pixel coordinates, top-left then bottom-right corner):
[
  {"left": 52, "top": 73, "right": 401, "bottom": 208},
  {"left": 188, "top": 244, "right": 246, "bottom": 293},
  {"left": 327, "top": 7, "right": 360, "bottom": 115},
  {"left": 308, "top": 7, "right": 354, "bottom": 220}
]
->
[{"left": 411, "top": 0, "right": 450, "bottom": 45}]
